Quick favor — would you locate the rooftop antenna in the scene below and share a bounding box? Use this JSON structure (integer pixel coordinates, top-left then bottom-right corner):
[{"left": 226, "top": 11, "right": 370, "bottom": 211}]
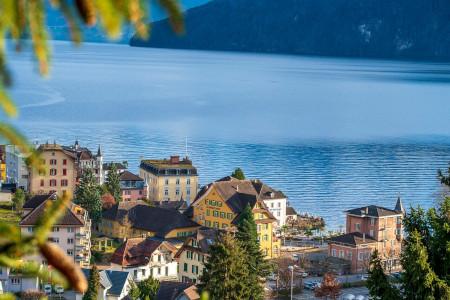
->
[{"left": 185, "top": 136, "right": 189, "bottom": 158}]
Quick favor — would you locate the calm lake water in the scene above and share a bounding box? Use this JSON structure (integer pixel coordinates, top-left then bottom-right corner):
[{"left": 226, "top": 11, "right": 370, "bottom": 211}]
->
[{"left": 9, "top": 42, "right": 450, "bottom": 229}]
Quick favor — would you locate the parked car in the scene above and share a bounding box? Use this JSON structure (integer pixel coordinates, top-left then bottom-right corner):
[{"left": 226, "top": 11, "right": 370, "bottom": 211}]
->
[
  {"left": 55, "top": 285, "right": 64, "bottom": 294},
  {"left": 360, "top": 274, "right": 369, "bottom": 281},
  {"left": 300, "top": 272, "right": 309, "bottom": 278},
  {"left": 303, "top": 282, "right": 316, "bottom": 290},
  {"left": 43, "top": 284, "right": 52, "bottom": 295}
]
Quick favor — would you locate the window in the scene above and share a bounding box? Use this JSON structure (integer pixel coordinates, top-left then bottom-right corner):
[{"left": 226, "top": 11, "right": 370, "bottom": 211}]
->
[
  {"left": 369, "top": 230, "right": 374, "bottom": 237},
  {"left": 63, "top": 159, "right": 67, "bottom": 165},
  {"left": 227, "top": 213, "right": 233, "bottom": 220},
  {"left": 396, "top": 228, "right": 401, "bottom": 235},
  {"left": 165, "top": 179, "right": 169, "bottom": 185},
  {"left": 40, "top": 179, "right": 44, "bottom": 187},
  {"left": 347, "top": 251, "right": 352, "bottom": 259},
  {"left": 271, "top": 203, "right": 274, "bottom": 208},
  {"left": 187, "top": 188, "right": 190, "bottom": 195},
  {"left": 263, "top": 234, "right": 268, "bottom": 241},
  {"left": 187, "top": 178, "right": 191, "bottom": 185},
  {"left": 331, "top": 249, "right": 337, "bottom": 257},
  {"left": 192, "top": 265, "right": 195, "bottom": 274},
  {"left": 142, "top": 269, "right": 146, "bottom": 276},
  {"left": 61, "top": 179, "right": 68, "bottom": 187},
  {"left": 339, "top": 250, "right": 344, "bottom": 258},
  {"left": 134, "top": 270, "right": 138, "bottom": 278},
  {"left": 49, "top": 237, "right": 59, "bottom": 243},
  {"left": 355, "top": 223, "right": 361, "bottom": 231},
  {"left": 67, "top": 238, "right": 74, "bottom": 244},
  {"left": 50, "top": 169, "right": 57, "bottom": 176},
  {"left": 176, "top": 178, "right": 180, "bottom": 185},
  {"left": 63, "top": 169, "right": 67, "bottom": 176},
  {"left": 358, "top": 252, "right": 365, "bottom": 261},
  {"left": 278, "top": 202, "right": 281, "bottom": 207},
  {"left": 50, "top": 159, "right": 57, "bottom": 165},
  {"left": 165, "top": 266, "right": 168, "bottom": 276},
  {"left": 27, "top": 227, "right": 34, "bottom": 233},
  {"left": 67, "top": 227, "right": 74, "bottom": 233},
  {"left": 176, "top": 189, "right": 180, "bottom": 196},
  {"left": 220, "top": 212, "right": 225, "bottom": 219},
  {"left": 52, "top": 227, "right": 59, "bottom": 232},
  {"left": 11, "top": 278, "right": 21, "bottom": 285},
  {"left": 184, "top": 263, "right": 188, "bottom": 272},
  {"left": 50, "top": 179, "right": 57, "bottom": 187},
  {"left": 164, "top": 189, "right": 169, "bottom": 196},
  {"left": 157, "top": 267, "right": 161, "bottom": 275},
  {"left": 158, "top": 254, "right": 161, "bottom": 262},
  {"left": 396, "top": 217, "right": 402, "bottom": 224},
  {"left": 67, "top": 250, "right": 73, "bottom": 256},
  {"left": 213, "top": 211, "right": 219, "bottom": 217},
  {"left": 370, "top": 218, "right": 375, "bottom": 225}
]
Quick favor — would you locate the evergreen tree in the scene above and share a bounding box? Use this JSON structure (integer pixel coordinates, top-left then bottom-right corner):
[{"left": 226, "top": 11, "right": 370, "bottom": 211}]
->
[
  {"left": 128, "top": 280, "right": 140, "bottom": 300},
  {"left": 235, "top": 204, "right": 271, "bottom": 299},
  {"left": 367, "top": 250, "right": 400, "bottom": 300},
  {"left": 137, "top": 277, "right": 160, "bottom": 300},
  {"left": 199, "top": 234, "right": 251, "bottom": 300},
  {"left": 401, "top": 230, "right": 447, "bottom": 300},
  {"left": 83, "top": 265, "right": 100, "bottom": 300},
  {"left": 75, "top": 168, "right": 102, "bottom": 224},
  {"left": 106, "top": 163, "right": 121, "bottom": 202},
  {"left": 231, "top": 168, "right": 245, "bottom": 180},
  {"left": 12, "top": 188, "right": 25, "bottom": 212}
]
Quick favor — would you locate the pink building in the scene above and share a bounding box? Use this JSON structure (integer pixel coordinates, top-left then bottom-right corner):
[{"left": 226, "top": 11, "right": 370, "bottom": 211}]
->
[
  {"left": 119, "top": 171, "right": 147, "bottom": 201},
  {"left": 328, "top": 198, "right": 405, "bottom": 274}
]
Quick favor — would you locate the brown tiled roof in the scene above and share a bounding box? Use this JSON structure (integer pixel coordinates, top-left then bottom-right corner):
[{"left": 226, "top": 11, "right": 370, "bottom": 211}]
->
[
  {"left": 156, "top": 281, "right": 194, "bottom": 300},
  {"left": 23, "top": 193, "right": 55, "bottom": 210},
  {"left": 328, "top": 232, "right": 377, "bottom": 247},
  {"left": 175, "top": 228, "right": 219, "bottom": 259},
  {"left": 119, "top": 171, "right": 143, "bottom": 181},
  {"left": 20, "top": 200, "right": 85, "bottom": 226},
  {"left": 286, "top": 206, "right": 297, "bottom": 216},
  {"left": 37, "top": 144, "right": 77, "bottom": 159},
  {"left": 111, "top": 238, "right": 176, "bottom": 267},
  {"left": 346, "top": 205, "right": 402, "bottom": 218},
  {"left": 102, "top": 201, "right": 200, "bottom": 237}
]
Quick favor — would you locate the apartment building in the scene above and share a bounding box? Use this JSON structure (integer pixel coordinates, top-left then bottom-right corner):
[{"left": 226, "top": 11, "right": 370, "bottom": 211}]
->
[
  {"left": 139, "top": 156, "right": 198, "bottom": 203},
  {"left": 119, "top": 171, "right": 147, "bottom": 201},
  {"left": 63, "top": 141, "right": 103, "bottom": 184},
  {"left": 175, "top": 228, "right": 218, "bottom": 284},
  {"left": 110, "top": 238, "right": 178, "bottom": 282},
  {"left": 28, "top": 143, "right": 77, "bottom": 196},
  {"left": 5, "top": 145, "right": 29, "bottom": 190},
  {"left": 190, "top": 177, "right": 281, "bottom": 259},
  {"left": 19, "top": 195, "right": 92, "bottom": 268},
  {"left": 328, "top": 198, "right": 405, "bottom": 273}
]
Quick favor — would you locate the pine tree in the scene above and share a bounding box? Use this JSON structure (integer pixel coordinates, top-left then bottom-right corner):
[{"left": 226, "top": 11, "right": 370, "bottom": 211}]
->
[
  {"left": 83, "top": 265, "right": 100, "bottom": 300},
  {"left": 105, "top": 163, "right": 121, "bottom": 202},
  {"left": 199, "top": 234, "right": 251, "bottom": 300},
  {"left": 235, "top": 204, "right": 271, "bottom": 299},
  {"left": 231, "top": 168, "right": 245, "bottom": 180},
  {"left": 367, "top": 250, "right": 400, "bottom": 300},
  {"left": 75, "top": 168, "right": 102, "bottom": 224},
  {"left": 12, "top": 188, "right": 25, "bottom": 212},
  {"left": 401, "top": 230, "right": 446, "bottom": 300}
]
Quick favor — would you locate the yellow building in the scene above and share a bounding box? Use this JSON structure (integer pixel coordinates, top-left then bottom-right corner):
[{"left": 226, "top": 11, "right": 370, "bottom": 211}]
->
[
  {"left": 99, "top": 200, "right": 200, "bottom": 239},
  {"left": 0, "top": 145, "right": 6, "bottom": 182},
  {"left": 139, "top": 156, "right": 198, "bottom": 203},
  {"left": 28, "top": 143, "right": 77, "bottom": 196},
  {"left": 190, "top": 177, "right": 280, "bottom": 258}
]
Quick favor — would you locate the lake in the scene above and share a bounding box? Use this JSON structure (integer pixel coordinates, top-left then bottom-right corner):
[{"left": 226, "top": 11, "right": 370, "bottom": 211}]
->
[{"left": 9, "top": 41, "right": 450, "bottom": 229}]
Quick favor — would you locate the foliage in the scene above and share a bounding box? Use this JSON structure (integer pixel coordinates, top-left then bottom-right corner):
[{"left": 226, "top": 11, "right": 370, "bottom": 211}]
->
[
  {"left": 11, "top": 188, "right": 25, "bottom": 212},
  {"left": 235, "top": 203, "right": 271, "bottom": 299},
  {"left": 314, "top": 272, "right": 341, "bottom": 300},
  {"left": 75, "top": 168, "right": 102, "bottom": 224},
  {"left": 128, "top": 277, "right": 159, "bottom": 300},
  {"left": 19, "top": 290, "right": 46, "bottom": 300},
  {"left": 128, "top": 280, "right": 141, "bottom": 300},
  {"left": 273, "top": 257, "right": 297, "bottom": 290},
  {"left": 0, "top": 202, "right": 20, "bottom": 224},
  {"left": 83, "top": 265, "right": 100, "bottom": 300},
  {"left": 367, "top": 250, "right": 400, "bottom": 300},
  {"left": 231, "top": 168, "right": 245, "bottom": 180},
  {"left": 438, "top": 164, "right": 450, "bottom": 186},
  {"left": 101, "top": 192, "right": 116, "bottom": 210},
  {"left": 199, "top": 233, "right": 252, "bottom": 300},
  {"left": 105, "top": 163, "right": 121, "bottom": 202}
]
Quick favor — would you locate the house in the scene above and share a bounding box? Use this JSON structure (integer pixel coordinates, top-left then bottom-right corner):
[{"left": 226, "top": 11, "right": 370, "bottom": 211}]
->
[
  {"left": 328, "top": 198, "right": 405, "bottom": 273},
  {"left": 286, "top": 206, "right": 298, "bottom": 222},
  {"left": 28, "top": 143, "right": 78, "bottom": 196},
  {"left": 77, "top": 269, "right": 132, "bottom": 300},
  {"left": 5, "top": 145, "right": 29, "bottom": 191},
  {"left": 119, "top": 171, "right": 147, "bottom": 201},
  {"left": 190, "top": 177, "right": 281, "bottom": 259},
  {"left": 139, "top": 156, "right": 198, "bottom": 203},
  {"left": 110, "top": 238, "right": 178, "bottom": 282},
  {"left": 0, "top": 266, "right": 39, "bottom": 294},
  {"left": 150, "top": 200, "right": 189, "bottom": 214},
  {"left": 103, "top": 162, "right": 128, "bottom": 180},
  {"left": 19, "top": 196, "right": 92, "bottom": 268},
  {"left": 175, "top": 228, "right": 218, "bottom": 283},
  {"left": 155, "top": 281, "right": 199, "bottom": 300},
  {"left": 63, "top": 141, "right": 104, "bottom": 184},
  {"left": 99, "top": 201, "right": 200, "bottom": 239},
  {"left": 0, "top": 145, "right": 6, "bottom": 183}
]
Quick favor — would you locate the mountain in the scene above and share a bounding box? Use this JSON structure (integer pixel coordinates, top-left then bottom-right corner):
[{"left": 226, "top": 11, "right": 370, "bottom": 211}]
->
[
  {"left": 130, "top": 0, "right": 450, "bottom": 60},
  {"left": 46, "top": 0, "right": 210, "bottom": 43}
]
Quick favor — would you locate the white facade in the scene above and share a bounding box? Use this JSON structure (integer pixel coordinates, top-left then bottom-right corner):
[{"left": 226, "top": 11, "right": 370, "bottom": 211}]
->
[
  {"left": 0, "top": 267, "right": 39, "bottom": 294},
  {"left": 263, "top": 197, "right": 287, "bottom": 227},
  {"left": 5, "top": 145, "right": 29, "bottom": 190}
]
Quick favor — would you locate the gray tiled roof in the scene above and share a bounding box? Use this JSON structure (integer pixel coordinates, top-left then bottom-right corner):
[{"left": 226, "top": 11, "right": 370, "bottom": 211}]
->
[
  {"left": 328, "top": 232, "right": 377, "bottom": 246},
  {"left": 346, "top": 205, "right": 402, "bottom": 217},
  {"left": 104, "top": 270, "right": 130, "bottom": 296}
]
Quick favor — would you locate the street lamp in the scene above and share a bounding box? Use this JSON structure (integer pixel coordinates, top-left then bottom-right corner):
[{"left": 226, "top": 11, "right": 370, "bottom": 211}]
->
[{"left": 288, "top": 265, "right": 295, "bottom": 300}]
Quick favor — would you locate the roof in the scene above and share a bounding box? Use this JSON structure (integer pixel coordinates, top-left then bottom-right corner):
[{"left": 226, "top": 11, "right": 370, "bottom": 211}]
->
[
  {"left": 20, "top": 200, "right": 86, "bottom": 226},
  {"left": 37, "top": 143, "right": 77, "bottom": 159},
  {"left": 346, "top": 205, "right": 402, "bottom": 218},
  {"left": 286, "top": 206, "right": 297, "bottom": 216},
  {"left": 175, "top": 228, "right": 219, "bottom": 259},
  {"left": 119, "top": 171, "right": 144, "bottom": 181},
  {"left": 140, "top": 156, "right": 198, "bottom": 176},
  {"left": 328, "top": 232, "right": 377, "bottom": 246},
  {"left": 103, "top": 162, "right": 128, "bottom": 171},
  {"left": 111, "top": 238, "right": 177, "bottom": 267},
  {"left": 81, "top": 268, "right": 112, "bottom": 290},
  {"left": 23, "top": 193, "right": 55, "bottom": 210},
  {"left": 102, "top": 201, "right": 200, "bottom": 237},
  {"left": 395, "top": 197, "right": 405, "bottom": 214},
  {"left": 151, "top": 200, "right": 189, "bottom": 211},
  {"left": 156, "top": 281, "right": 193, "bottom": 300},
  {"left": 104, "top": 270, "right": 130, "bottom": 296}
]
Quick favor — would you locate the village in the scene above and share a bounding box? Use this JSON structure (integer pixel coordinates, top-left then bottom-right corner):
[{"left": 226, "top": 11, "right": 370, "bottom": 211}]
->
[{"left": 0, "top": 142, "right": 406, "bottom": 300}]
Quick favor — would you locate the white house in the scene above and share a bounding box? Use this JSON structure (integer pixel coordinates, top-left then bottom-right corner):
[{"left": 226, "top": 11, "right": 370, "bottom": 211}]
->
[
  {"left": 110, "top": 238, "right": 178, "bottom": 282},
  {"left": 251, "top": 179, "right": 288, "bottom": 227},
  {"left": 0, "top": 266, "right": 39, "bottom": 294}
]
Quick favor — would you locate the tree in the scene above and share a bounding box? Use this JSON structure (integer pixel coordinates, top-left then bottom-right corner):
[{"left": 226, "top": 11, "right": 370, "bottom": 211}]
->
[
  {"left": 83, "top": 265, "right": 100, "bottom": 300},
  {"left": 367, "top": 250, "right": 400, "bottom": 300},
  {"left": 75, "top": 168, "right": 102, "bottom": 224},
  {"left": 128, "top": 280, "right": 141, "bottom": 300},
  {"left": 12, "top": 188, "right": 25, "bottom": 212},
  {"left": 199, "top": 234, "right": 252, "bottom": 300},
  {"left": 105, "top": 163, "right": 121, "bottom": 202},
  {"left": 273, "top": 257, "right": 298, "bottom": 291},
  {"left": 314, "top": 272, "right": 341, "bottom": 300},
  {"left": 231, "top": 168, "right": 245, "bottom": 180},
  {"left": 235, "top": 204, "right": 271, "bottom": 299},
  {"left": 137, "top": 277, "right": 160, "bottom": 300}
]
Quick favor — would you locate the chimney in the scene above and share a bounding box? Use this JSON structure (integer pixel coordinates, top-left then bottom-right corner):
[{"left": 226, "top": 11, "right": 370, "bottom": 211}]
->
[
  {"left": 170, "top": 156, "right": 180, "bottom": 164},
  {"left": 363, "top": 233, "right": 366, "bottom": 242},
  {"left": 365, "top": 207, "right": 369, "bottom": 214}
]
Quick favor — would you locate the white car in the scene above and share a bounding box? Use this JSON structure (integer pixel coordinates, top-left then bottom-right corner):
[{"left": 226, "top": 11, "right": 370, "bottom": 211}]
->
[
  {"left": 55, "top": 285, "right": 64, "bottom": 294},
  {"left": 43, "top": 284, "right": 52, "bottom": 295},
  {"left": 360, "top": 274, "right": 369, "bottom": 281}
]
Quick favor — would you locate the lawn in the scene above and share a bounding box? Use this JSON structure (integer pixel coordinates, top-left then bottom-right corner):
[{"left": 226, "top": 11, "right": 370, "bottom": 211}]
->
[{"left": 0, "top": 201, "right": 20, "bottom": 224}]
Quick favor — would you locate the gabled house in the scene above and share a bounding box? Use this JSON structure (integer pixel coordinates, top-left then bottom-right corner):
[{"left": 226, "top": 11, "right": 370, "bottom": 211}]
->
[
  {"left": 328, "top": 198, "right": 405, "bottom": 273},
  {"left": 77, "top": 269, "right": 132, "bottom": 300},
  {"left": 99, "top": 201, "right": 200, "bottom": 240},
  {"left": 191, "top": 177, "right": 280, "bottom": 258},
  {"left": 110, "top": 238, "right": 178, "bottom": 282}
]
